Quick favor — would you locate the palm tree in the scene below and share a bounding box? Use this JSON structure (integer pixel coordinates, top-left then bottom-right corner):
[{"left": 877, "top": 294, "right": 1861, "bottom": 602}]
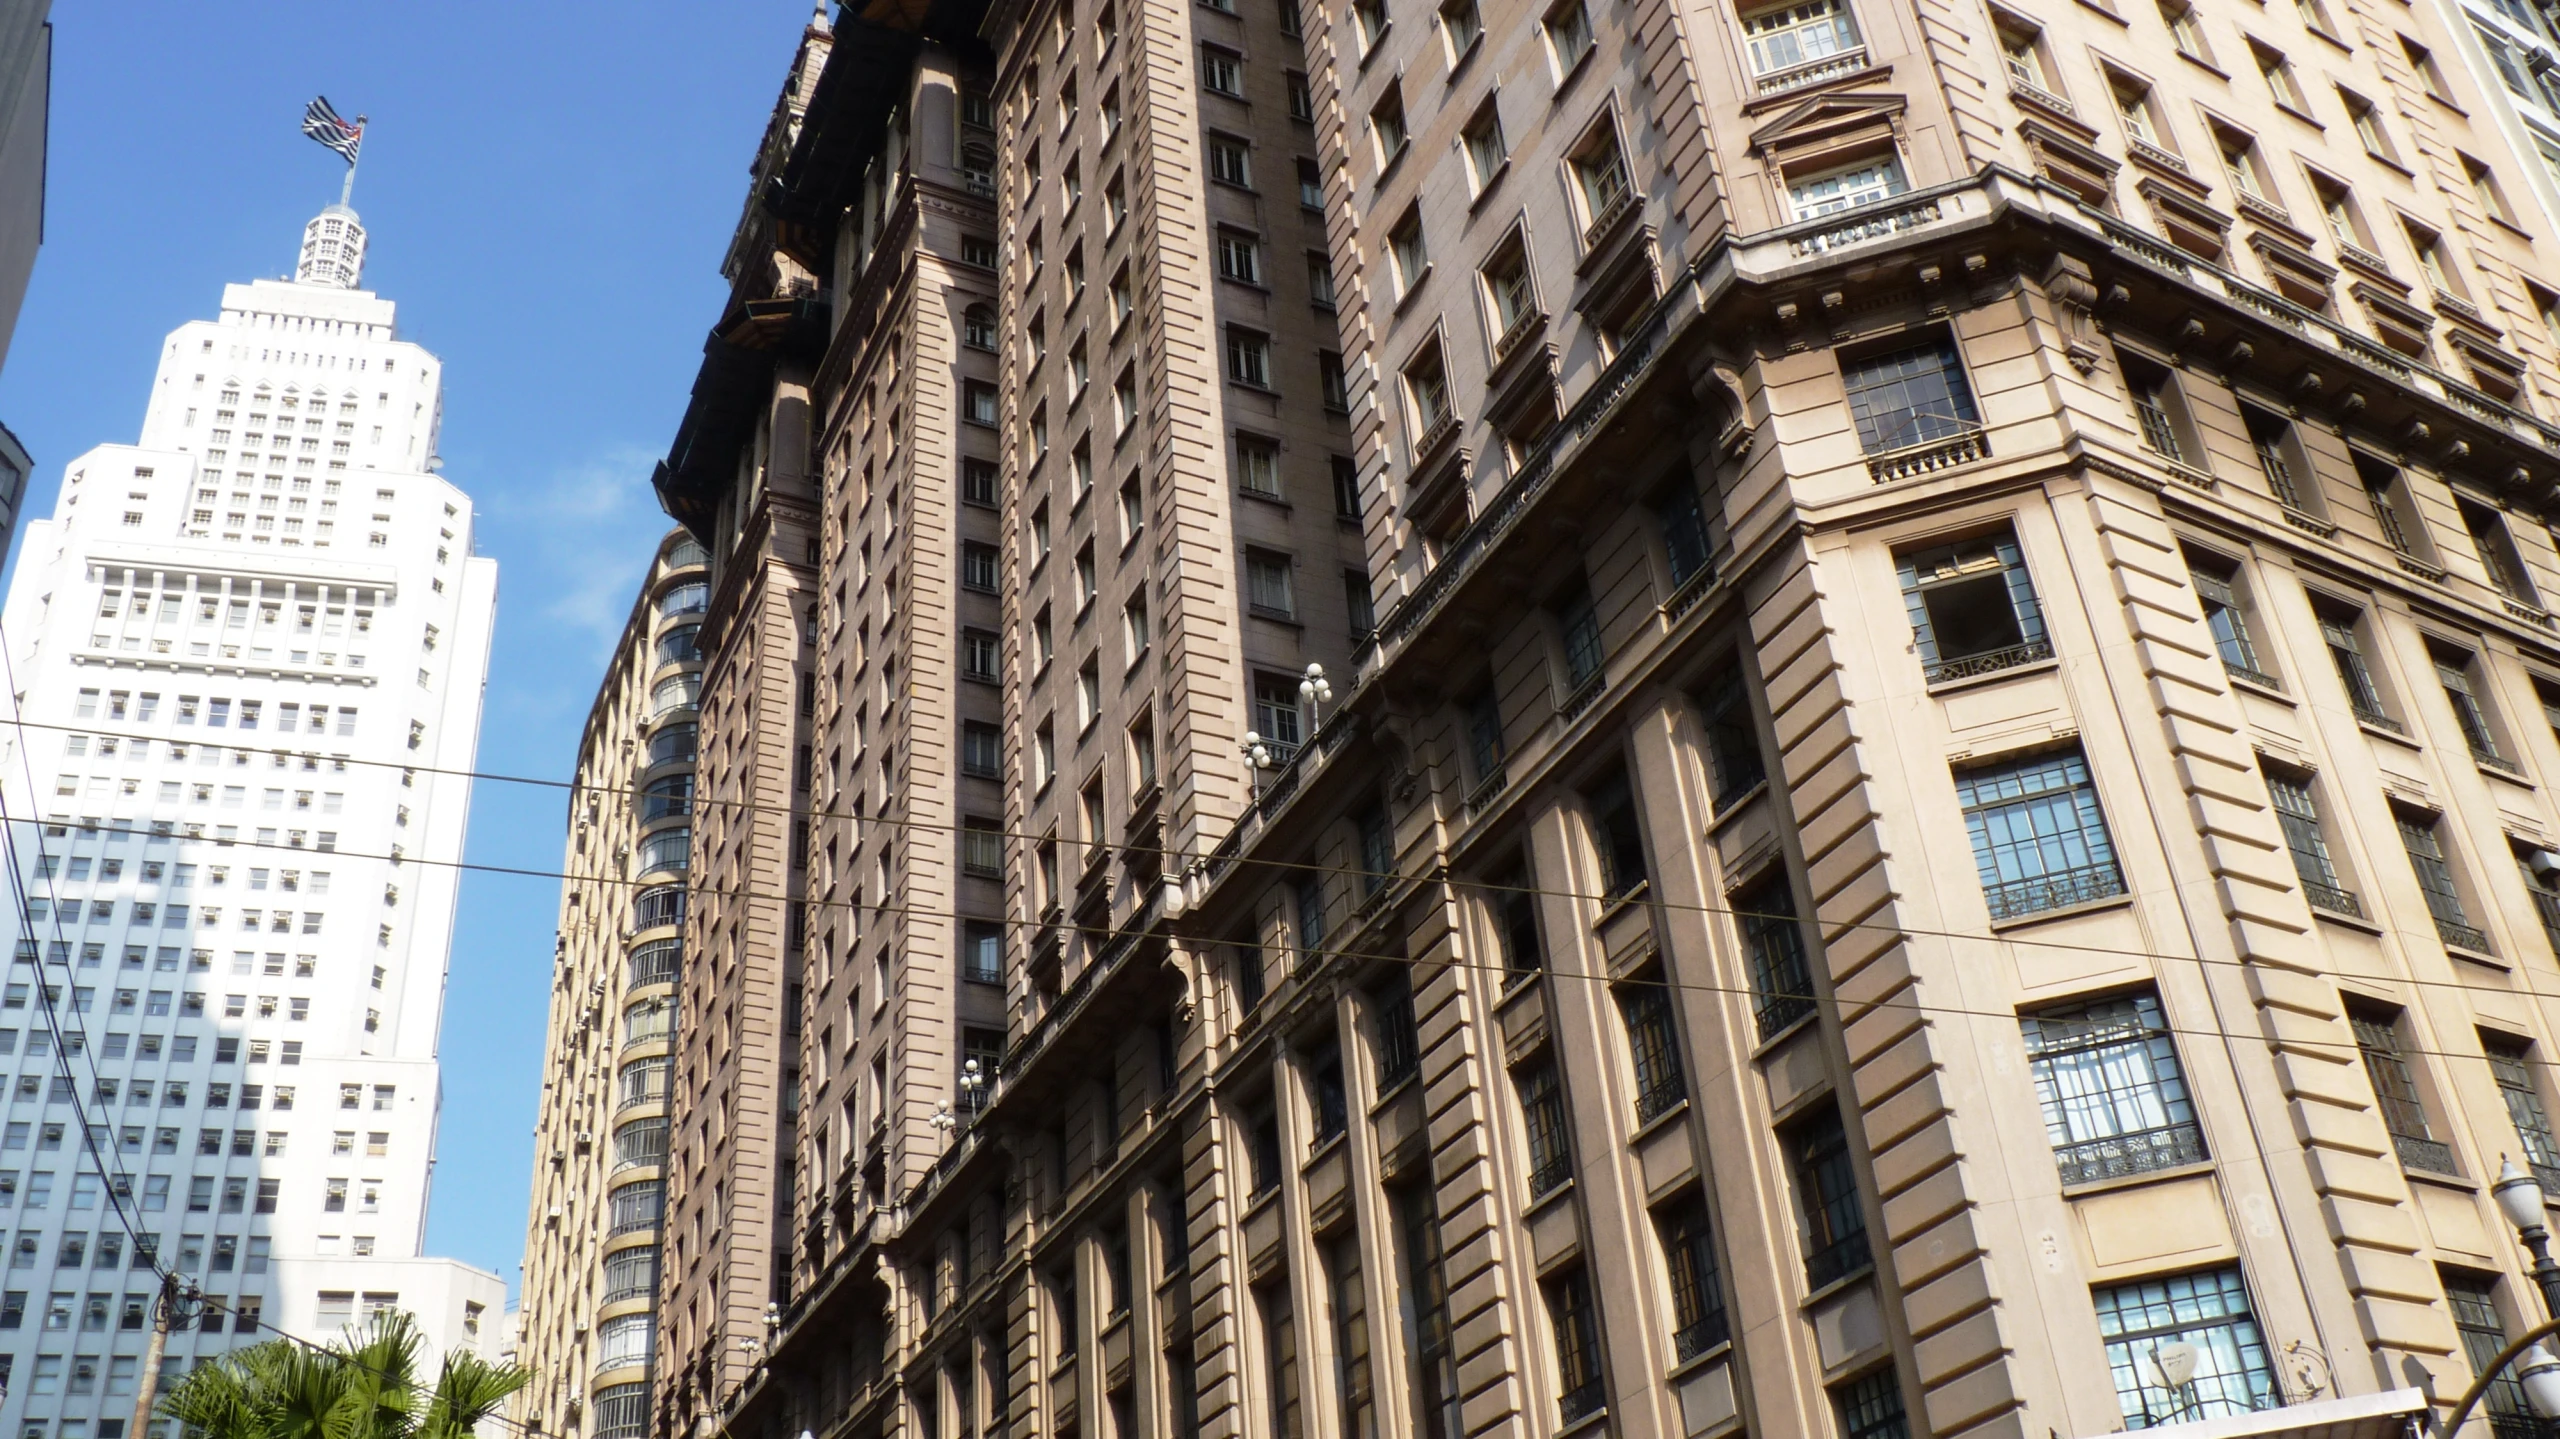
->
[{"left": 159, "top": 1309, "right": 527, "bottom": 1439}]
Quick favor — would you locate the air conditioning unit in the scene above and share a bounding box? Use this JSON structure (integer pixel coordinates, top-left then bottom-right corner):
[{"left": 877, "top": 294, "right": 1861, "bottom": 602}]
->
[
  {"left": 575, "top": 1130, "right": 595, "bottom": 1147},
  {"left": 546, "top": 1206, "right": 563, "bottom": 1222}
]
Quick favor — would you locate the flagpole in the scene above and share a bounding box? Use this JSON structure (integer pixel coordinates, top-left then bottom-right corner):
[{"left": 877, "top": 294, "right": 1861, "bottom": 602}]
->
[{"left": 339, "top": 124, "right": 362, "bottom": 207}]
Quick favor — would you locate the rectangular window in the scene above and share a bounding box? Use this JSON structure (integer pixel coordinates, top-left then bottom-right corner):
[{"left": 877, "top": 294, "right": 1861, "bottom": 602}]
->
[
  {"left": 1954, "top": 748, "right": 2124, "bottom": 918},
  {"left": 1617, "top": 984, "right": 1686, "bottom": 1122},
  {"left": 1395, "top": 1185, "right": 1460, "bottom": 1439},
  {"left": 2359, "top": 455, "right": 2424, "bottom": 557},
  {"left": 2021, "top": 991, "right": 2204, "bottom": 1184},
  {"left": 2319, "top": 607, "right": 2396, "bottom": 730},
  {"left": 1741, "top": 0, "right": 1864, "bottom": 84},
  {"left": 1740, "top": 880, "right": 1814, "bottom": 1039},
  {"left": 1494, "top": 866, "right": 1543, "bottom": 981},
  {"left": 2445, "top": 1271, "right": 2537, "bottom": 1433},
  {"left": 2188, "top": 557, "right": 2274, "bottom": 688},
  {"left": 1583, "top": 765, "right": 1647, "bottom": 898},
  {"left": 961, "top": 541, "right": 999, "bottom": 593},
  {"left": 2397, "top": 808, "right": 2490, "bottom": 954},
  {"left": 1294, "top": 874, "right": 1327, "bottom": 957},
  {"left": 962, "top": 629, "right": 1000, "bottom": 682},
  {"left": 961, "top": 724, "right": 1002, "bottom": 780},
  {"left": 1788, "top": 156, "right": 1908, "bottom": 223},
  {"left": 1833, "top": 1369, "right": 1909, "bottom": 1439},
  {"left": 1253, "top": 673, "right": 1305, "bottom": 756},
  {"left": 2095, "top": 1268, "right": 2278, "bottom": 1426},
  {"left": 1546, "top": 1266, "right": 1605, "bottom": 1424},
  {"left": 1370, "top": 976, "right": 1419, "bottom": 1088},
  {"left": 2461, "top": 499, "right": 2538, "bottom": 605},
  {"left": 2434, "top": 645, "right": 2511, "bottom": 770},
  {"left": 2240, "top": 405, "right": 2312, "bottom": 512},
  {"left": 1199, "top": 44, "right": 1243, "bottom": 94},
  {"left": 1515, "top": 1056, "right": 1572, "bottom": 1196},
  {"left": 1788, "top": 1106, "right": 1871, "bottom": 1286},
  {"left": 1235, "top": 434, "right": 1283, "bottom": 498},
  {"left": 1555, "top": 586, "right": 1603, "bottom": 695},
  {"left": 1328, "top": 1237, "right": 1374, "bottom": 1439},
  {"left": 963, "top": 922, "right": 1003, "bottom": 986},
  {"left": 1655, "top": 1192, "right": 1729, "bottom": 1360},
  {"left": 1463, "top": 104, "right": 1507, "bottom": 193},
  {"left": 1226, "top": 328, "right": 1273, "bottom": 388},
  {"left": 2264, "top": 768, "right": 2359, "bottom": 917},
  {"left": 1544, "top": 0, "right": 1595, "bottom": 72},
  {"left": 2350, "top": 1004, "right": 2457, "bottom": 1173},
  {"left": 1259, "top": 1285, "right": 1301, "bottom": 1439},
  {"left": 2485, "top": 1035, "right": 2560, "bottom": 1185},
  {"left": 1696, "top": 660, "right": 1766, "bottom": 809},
  {"left": 1898, "top": 527, "right": 2049, "bottom": 683},
  {"left": 1245, "top": 550, "right": 1295, "bottom": 619},
  {"left": 1843, "top": 336, "right": 1979, "bottom": 457},
  {"left": 1217, "top": 229, "right": 1263, "bottom": 284}
]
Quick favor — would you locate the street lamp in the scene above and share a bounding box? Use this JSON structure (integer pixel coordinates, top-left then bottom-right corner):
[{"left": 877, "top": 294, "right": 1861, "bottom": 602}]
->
[
  {"left": 930, "top": 1100, "right": 957, "bottom": 1135},
  {"left": 2495, "top": 1157, "right": 2560, "bottom": 1319},
  {"left": 1299, "top": 664, "right": 1333, "bottom": 728},
  {"left": 960, "top": 1058, "right": 987, "bottom": 1113},
  {"left": 1241, "top": 732, "right": 1273, "bottom": 796}
]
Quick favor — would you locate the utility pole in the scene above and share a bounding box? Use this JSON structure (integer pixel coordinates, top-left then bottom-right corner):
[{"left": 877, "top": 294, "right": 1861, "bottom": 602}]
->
[{"left": 126, "top": 1270, "right": 197, "bottom": 1439}]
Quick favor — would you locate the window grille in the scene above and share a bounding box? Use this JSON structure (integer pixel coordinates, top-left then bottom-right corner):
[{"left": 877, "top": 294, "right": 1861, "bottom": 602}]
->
[
  {"left": 1618, "top": 986, "right": 1687, "bottom": 1122},
  {"left": 2094, "top": 1268, "right": 2278, "bottom": 1426},
  {"left": 1517, "top": 1058, "right": 1572, "bottom": 1196},
  {"left": 1656, "top": 1192, "right": 1729, "bottom": 1360},
  {"left": 2486, "top": 1038, "right": 2560, "bottom": 1192},
  {"left": 2021, "top": 992, "right": 2204, "bottom": 1184},
  {"left": 2397, "top": 812, "right": 2490, "bottom": 953},
  {"left": 1833, "top": 1369, "right": 1909, "bottom": 1439},
  {"left": 1954, "top": 749, "right": 2125, "bottom": 919},
  {"left": 2264, "top": 772, "right": 2359, "bottom": 918},
  {"left": 1740, "top": 881, "right": 1814, "bottom": 1039},
  {"left": 2350, "top": 1009, "right": 2458, "bottom": 1173},
  {"left": 1789, "top": 1108, "right": 1871, "bottom": 1286}
]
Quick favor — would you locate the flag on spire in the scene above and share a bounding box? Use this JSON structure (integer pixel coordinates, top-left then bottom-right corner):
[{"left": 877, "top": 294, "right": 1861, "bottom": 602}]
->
[{"left": 300, "top": 96, "right": 364, "bottom": 164}]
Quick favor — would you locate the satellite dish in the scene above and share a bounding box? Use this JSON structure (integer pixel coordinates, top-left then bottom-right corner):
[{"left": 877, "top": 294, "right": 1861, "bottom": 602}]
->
[{"left": 2150, "top": 1341, "right": 2201, "bottom": 1391}]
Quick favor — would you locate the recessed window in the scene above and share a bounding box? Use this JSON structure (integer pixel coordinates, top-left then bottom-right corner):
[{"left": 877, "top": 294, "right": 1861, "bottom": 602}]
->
[
  {"left": 2240, "top": 405, "right": 2315, "bottom": 512},
  {"left": 2357, "top": 453, "right": 2426, "bottom": 558},
  {"left": 1568, "top": 121, "right": 1633, "bottom": 241},
  {"left": 1897, "top": 530, "right": 2052, "bottom": 682},
  {"left": 1306, "top": 250, "right": 1337, "bottom": 310},
  {"left": 1737, "top": 878, "right": 1810, "bottom": 1038},
  {"left": 2216, "top": 128, "right": 2276, "bottom": 206},
  {"left": 2404, "top": 219, "right": 2467, "bottom": 302},
  {"left": 2095, "top": 1270, "right": 2278, "bottom": 1425},
  {"left": 1245, "top": 549, "right": 1296, "bottom": 618},
  {"left": 1286, "top": 70, "right": 1313, "bottom": 121},
  {"left": 1299, "top": 156, "right": 1325, "bottom": 210},
  {"left": 1387, "top": 209, "right": 1429, "bottom": 298},
  {"left": 2264, "top": 764, "right": 2360, "bottom": 917},
  {"left": 2109, "top": 71, "right": 2169, "bottom": 151},
  {"left": 1787, "top": 154, "right": 1907, "bottom": 222},
  {"left": 1199, "top": 44, "right": 1244, "bottom": 95},
  {"left": 2462, "top": 154, "right": 2516, "bottom": 227},
  {"left": 1113, "top": 365, "right": 1139, "bottom": 437},
  {"left": 2460, "top": 498, "right": 2537, "bottom": 604},
  {"left": 1319, "top": 351, "right": 1349, "bottom": 411},
  {"left": 1353, "top": 0, "right": 1387, "bottom": 50},
  {"left": 2404, "top": 36, "right": 2454, "bottom": 101},
  {"left": 2295, "top": 0, "right": 2336, "bottom": 35},
  {"left": 2433, "top": 641, "right": 2514, "bottom": 770},
  {"left": 1440, "top": 0, "right": 1483, "bottom": 56},
  {"left": 1225, "top": 327, "right": 1273, "bottom": 388},
  {"left": 2316, "top": 602, "right": 2396, "bottom": 730},
  {"left": 961, "top": 541, "right": 1000, "bottom": 594},
  {"left": 1998, "top": 17, "right": 2053, "bottom": 92},
  {"left": 962, "top": 380, "right": 999, "bottom": 427},
  {"left": 1953, "top": 746, "right": 2124, "bottom": 918},
  {"left": 2159, "top": 0, "right": 2211, "bottom": 63},
  {"left": 1253, "top": 670, "right": 1306, "bottom": 755},
  {"left": 1462, "top": 100, "right": 1507, "bottom": 191},
  {"left": 1695, "top": 657, "right": 1766, "bottom": 810},
  {"left": 1235, "top": 433, "right": 1283, "bottom": 498},
  {"left": 1332, "top": 456, "right": 1362, "bottom": 517},
  {"left": 1216, "top": 228, "right": 1263, "bottom": 284},
  {"left": 1402, "top": 341, "right": 1453, "bottom": 444},
  {"left": 1841, "top": 335, "right": 1979, "bottom": 454},
  {"left": 2395, "top": 808, "right": 2491, "bottom": 954},
  {"left": 1740, "top": 0, "right": 1863, "bottom": 88},
  {"left": 2253, "top": 42, "right": 2308, "bottom": 112},
  {"left": 1785, "top": 1105, "right": 1870, "bottom": 1286},
  {"left": 962, "top": 304, "right": 996, "bottom": 350},
  {"left": 1207, "top": 133, "right": 1252, "bottom": 187},
  {"left": 2121, "top": 350, "right": 2199, "bottom": 464},
  {"left": 962, "top": 629, "right": 1000, "bottom": 681},
  {"left": 1480, "top": 230, "right": 1536, "bottom": 345},
  {"left": 960, "top": 724, "right": 1002, "bottom": 780},
  {"left": 1543, "top": 0, "right": 1595, "bottom": 71},
  {"left": 1514, "top": 1055, "right": 1573, "bottom": 1196},
  {"left": 1370, "top": 87, "right": 1410, "bottom": 164},
  {"left": 2186, "top": 551, "right": 2274, "bottom": 688},
  {"left": 2022, "top": 990, "right": 2204, "bottom": 1183},
  {"left": 2352, "top": 1001, "right": 2461, "bottom": 1168},
  {"left": 1105, "top": 171, "right": 1128, "bottom": 229},
  {"left": 2340, "top": 87, "right": 2399, "bottom": 164}
]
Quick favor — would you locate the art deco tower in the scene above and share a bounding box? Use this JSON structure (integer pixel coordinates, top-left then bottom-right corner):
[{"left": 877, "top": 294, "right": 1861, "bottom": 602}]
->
[{"left": 0, "top": 200, "right": 505, "bottom": 1439}]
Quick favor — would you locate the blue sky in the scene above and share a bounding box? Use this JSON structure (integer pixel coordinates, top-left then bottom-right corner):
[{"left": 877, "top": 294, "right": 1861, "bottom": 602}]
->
[{"left": 0, "top": 4, "right": 821, "bottom": 1297}]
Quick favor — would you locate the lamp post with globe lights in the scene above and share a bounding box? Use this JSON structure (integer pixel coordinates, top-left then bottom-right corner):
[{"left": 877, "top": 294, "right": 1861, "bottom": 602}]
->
[{"left": 2434, "top": 1159, "right": 2560, "bottom": 1438}]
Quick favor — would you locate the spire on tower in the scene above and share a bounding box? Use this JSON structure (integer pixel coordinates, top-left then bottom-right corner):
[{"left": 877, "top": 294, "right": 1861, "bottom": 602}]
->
[{"left": 296, "top": 204, "right": 367, "bottom": 289}]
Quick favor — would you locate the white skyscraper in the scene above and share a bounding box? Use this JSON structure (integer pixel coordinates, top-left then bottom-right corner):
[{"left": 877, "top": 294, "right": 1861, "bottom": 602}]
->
[{"left": 0, "top": 199, "right": 504, "bottom": 1434}]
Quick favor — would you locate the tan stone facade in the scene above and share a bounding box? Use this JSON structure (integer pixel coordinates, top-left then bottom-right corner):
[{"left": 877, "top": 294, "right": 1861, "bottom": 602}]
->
[
  {"left": 516, "top": 529, "right": 704, "bottom": 1439},
  {"left": 628, "top": 0, "right": 2560, "bottom": 1435}
]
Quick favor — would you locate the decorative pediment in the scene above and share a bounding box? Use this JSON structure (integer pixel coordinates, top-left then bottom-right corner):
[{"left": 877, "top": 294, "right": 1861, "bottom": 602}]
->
[
  {"left": 2246, "top": 231, "right": 2336, "bottom": 308},
  {"left": 2018, "top": 116, "right": 2119, "bottom": 207},
  {"left": 1748, "top": 90, "right": 1907, "bottom": 161},
  {"left": 2136, "top": 177, "right": 2232, "bottom": 260}
]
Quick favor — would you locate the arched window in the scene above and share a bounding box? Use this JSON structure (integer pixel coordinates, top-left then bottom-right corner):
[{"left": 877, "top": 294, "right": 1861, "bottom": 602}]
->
[{"left": 964, "top": 304, "right": 997, "bottom": 351}]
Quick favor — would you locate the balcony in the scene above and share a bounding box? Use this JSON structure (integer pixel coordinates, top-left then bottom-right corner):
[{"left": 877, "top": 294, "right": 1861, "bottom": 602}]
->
[
  {"left": 1924, "top": 636, "right": 2053, "bottom": 687},
  {"left": 2392, "top": 1132, "right": 2460, "bottom": 1176},
  {"left": 1790, "top": 193, "right": 1947, "bottom": 259},
  {"left": 1752, "top": 46, "right": 1869, "bottom": 96},
  {"left": 2052, "top": 1121, "right": 2206, "bottom": 1186},
  {"left": 1866, "top": 425, "right": 1989, "bottom": 484},
  {"left": 1463, "top": 766, "right": 1510, "bottom": 819},
  {"left": 1982, "top": 861, "right": 2126, "bottom": 921},
  {"left": 2302, "top": 880, "right": 2365, "bottom": 921},
  {"left": 2223, "top": 660, "right": 2285, "bottom": 693},
  {"left": 1803, "top": 1227, "right": 1873, "bottom": 1289},
  {"left": 1580, "top": 183, "right": 1636, "bottom": 254},
  {"left": 2435, "top": 916, "right": 2494, "bottom": 955}
]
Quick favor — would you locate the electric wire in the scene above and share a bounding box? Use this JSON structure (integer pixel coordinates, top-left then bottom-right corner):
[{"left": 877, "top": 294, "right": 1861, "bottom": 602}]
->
[{"left": 17, "top": 713, "right": 2560, "bottom": 1027}]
